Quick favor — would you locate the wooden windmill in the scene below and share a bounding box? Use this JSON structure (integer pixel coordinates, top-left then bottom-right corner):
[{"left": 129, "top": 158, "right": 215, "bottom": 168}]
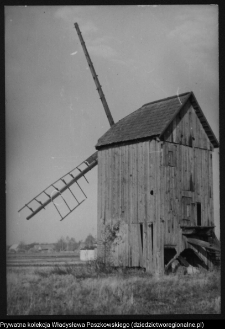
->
[{"left": 19, "top": 23, "right": 220, "bottom": 275}]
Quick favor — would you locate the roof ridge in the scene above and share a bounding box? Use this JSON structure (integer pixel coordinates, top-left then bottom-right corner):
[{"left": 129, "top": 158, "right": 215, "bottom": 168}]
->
[{"left": 141, "top": 91, "right": 192, "bottom": 108}]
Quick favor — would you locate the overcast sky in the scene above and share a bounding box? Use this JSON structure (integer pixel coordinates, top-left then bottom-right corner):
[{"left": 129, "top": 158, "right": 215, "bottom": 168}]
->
[{"left": 6, "top": 5, "right": 219, "bottom": 245}]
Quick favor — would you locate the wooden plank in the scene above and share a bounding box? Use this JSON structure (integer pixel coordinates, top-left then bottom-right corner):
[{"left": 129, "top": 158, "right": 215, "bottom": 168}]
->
[
  {"left": 152, "top": 222, "right": 158, "bottom": 273},
  {"left": 207, "top": 150, "right": 210, "bottom": 224},
  {"left": 206, "top": 150, "right": 210, "bottom": 226},
  {"left": 172, "top": 118, "right": 176, "bottom": 143},
  {"left": 148, "top": 140, "right": 154, "bottom": 222},
  {"left": 104, "top": 149, "right": 108, "bottom": 224},
  {"left": 171, "top": 167, "right": 175, "bottom": 245},
  {"left": 131, "top": 224, "right": 140, "bottom": 266},
  {"left": 141, "top": 142, "right": 145, "bottom": 223},
  {"left": 124, "top": 145, "right": 128, "bottom": 224},
  {"left": 195, "top": 109, "right": 200, "bottom": 148},
  {"left": 209, "top": 152, "right": 214, "bottom": 226},
  {"left": 120, "top": 146, "right": 125, "bottom": 221},
  {"left": 202, "top": 120, "right": 207, "bottom": 149},
  {"left": 116, "top": 222, "right": 129, "bottom": 267},
  {"left": 138, "top": 224, "right": 143, "bottom": 267},
  {"left": 128, "top": 144, "right": 133, "bottom": 225},
  {"left": 97, "top": 150, "right": 102, "bottom": 223},
  {"left": 108, "top": 148, "right": 113, "bottom": 224},
  {"left": 203, "top": 149, "right": 207, "bottom": 226},
  {"left": 118, "top": 147, "right": 122, "bottom": 220},
  {"left": 116, "top": 147, "right": 120, "bottom": 220},
  {"left": 185, "top": 146, "right": 188, "bottom": 190},
  {"left": 195, "top": 148, "right": 199, "bottom": 202},
  {"left": 160, "top": 143, "right": 165, "bottom": 242},
  {"left": 146, "top": 141, "right": 150, "bottom": 222},
  {"left": 133, "top": 143, "right": 138, "bottom": 223},
  {"left": 115, "top": 147, "right": 120, "bottom": 222},
  {"left": 177, "top": 111, "right": 182, "bottom": 143},
  {"left": 185, "top": 106, "right": 189, "bottom": 146},
  {"left": 160, "top": 219, "right": 164, "bottom": 274},
  {"left": 191, "top": 106, "right": 196, "bottom": 148},
  {"left": 191, "top": 202, "right": 196, "bottom": 226},
  {"left": 137, "top": 143, "right": 143, "bottom": 223},
  {"left": 128, "top": 222, "right": 132, "bottom": 267},
  {"left": 201, "top": 149, "right": 204, "bottom": 225},
  {"left": 155, "top": 141, "right": 160, "bottom": 230},
  {"left": 102, "top": 150, "right": 106, "bottom": 225},
  {"left": 97, "top": 151, "right": 102, "bottom": 251},
  {"left": 186, "top": 237, "right": 220, "bottom": 251},
  {"left": 143, "top": 142, "right": 148, "bottom": 224},
  {"left": 111, "top": 148, "right": 116, "bottom": 222},
  {"left": 143, "top": 222, "right": 147, "bottom": 268},
  {"left": 177, "top": 255, "right": 189, "bottom": 267},
  {"left": 124, "top": 223, "right": 129, "bottom": 267},
  {"left": 156, "top": 141, "right": 163, "bottom": 274},
  {"left": 189, "top": 108, "right": 192, "bottom": 147},
  {"left": 146, "top": 223, "right": 153, "bottom": 272}
]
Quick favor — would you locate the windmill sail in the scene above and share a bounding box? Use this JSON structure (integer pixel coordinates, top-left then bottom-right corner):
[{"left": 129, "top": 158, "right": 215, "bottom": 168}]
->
[
  {"left": 18, "top": 152, "right": 98, "bottom": 221},
  {"left": 74, "top": 23, "right": 114, "bottom": 127},
  {"left": 19, "top": 23, "right": 115, "bottom": 221}
]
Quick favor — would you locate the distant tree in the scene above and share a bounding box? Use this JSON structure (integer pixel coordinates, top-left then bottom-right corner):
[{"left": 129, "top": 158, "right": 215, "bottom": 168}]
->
[
  {"left": 54, "top": 236, "right": 79, "bottom": 251},
  {"left": 85, "top": 234, "right": 96, "bottom": 248},
  {"left": 55, "top": 237, "right": 67, "bottom": 251},
  {"left": 68, "top": 237, "right": 79, "bottom": 251},
  {"left": 65, "top": 236, "right": 70, "bottom": 251},
  {"left": 18, "top": 241, "right": 26, "bottom": 251}
]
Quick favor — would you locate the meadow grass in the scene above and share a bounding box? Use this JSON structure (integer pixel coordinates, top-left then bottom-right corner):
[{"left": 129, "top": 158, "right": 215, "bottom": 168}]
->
[{"left": 7, "top": 265, "right": 220, "bottom": 315}]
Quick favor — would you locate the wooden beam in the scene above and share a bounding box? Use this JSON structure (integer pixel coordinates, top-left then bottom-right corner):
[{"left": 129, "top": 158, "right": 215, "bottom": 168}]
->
[
  {"left": 177, "top": 255, "right": 189, "bottom": 267},
  {"left": 165, "top": 251, "right": 181, "bottom": 272},
  {"left": 186, "top": 237, "right": 220, "bottom": 251}
]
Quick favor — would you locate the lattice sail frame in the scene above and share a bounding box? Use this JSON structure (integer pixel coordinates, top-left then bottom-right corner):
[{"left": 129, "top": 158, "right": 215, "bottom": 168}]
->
[{"left": 18, "top": 152, "right": 98, "bottom": 221}]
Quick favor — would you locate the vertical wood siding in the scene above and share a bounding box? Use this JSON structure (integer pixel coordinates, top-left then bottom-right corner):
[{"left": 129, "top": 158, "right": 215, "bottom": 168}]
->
[
  {"left": 97, "top": 139, "right": 162, "bottom": 273},
  {"left": 163, "top": 100, "right": 211, "bottom": 150},
  {"left": 97, "top": 100, "right": 214, "bottom": 273},
  {"left": 161, "top": 100, "right": 214, "bottom": 247}
]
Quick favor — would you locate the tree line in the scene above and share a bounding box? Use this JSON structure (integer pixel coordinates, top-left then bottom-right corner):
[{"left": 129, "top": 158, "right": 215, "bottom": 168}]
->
[{"left": 8, "top": 234, "right": 96, "bottom": 252}]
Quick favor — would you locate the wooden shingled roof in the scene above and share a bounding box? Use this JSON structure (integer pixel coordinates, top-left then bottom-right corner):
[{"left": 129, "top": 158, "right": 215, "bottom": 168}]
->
[{"left": 96, "top": 91, "right": 219, "bottom": 149}]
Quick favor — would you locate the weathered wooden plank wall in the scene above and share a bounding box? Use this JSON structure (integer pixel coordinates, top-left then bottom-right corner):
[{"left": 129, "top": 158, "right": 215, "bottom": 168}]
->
[
  {"left": 161, "top": 100, "right": 214, "bottom": 248},
  {"left": 97, "top": 99, "right": 214, "bottom": 272},
  {"left": 97, "top": 139, "right": 162, "bottom": 273}
]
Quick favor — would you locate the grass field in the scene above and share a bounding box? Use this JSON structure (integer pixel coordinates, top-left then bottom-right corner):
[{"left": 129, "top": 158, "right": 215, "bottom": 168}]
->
[{"left": 7, "top": 253, "right": 221, "bottom": 315}]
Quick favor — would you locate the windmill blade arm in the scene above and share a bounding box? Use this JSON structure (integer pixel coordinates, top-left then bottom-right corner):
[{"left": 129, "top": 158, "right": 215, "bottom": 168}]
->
[
  {"left": 74, "top": 23, "right": 114, "bottom": 127},
  {"left": 19, "top": 152, "right": 98, "bottom": 220}
]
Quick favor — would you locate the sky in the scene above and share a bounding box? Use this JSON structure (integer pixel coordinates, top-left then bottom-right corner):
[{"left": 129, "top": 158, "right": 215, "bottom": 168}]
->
[{"left": 5, "top": 5, "right": 219, "bottom": 245}]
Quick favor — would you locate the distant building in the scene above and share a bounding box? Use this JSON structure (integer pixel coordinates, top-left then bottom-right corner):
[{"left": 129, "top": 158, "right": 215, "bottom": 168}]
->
[
  {"left": 34, "top": 245, "right": 42, "bottom": 251},
  {"left": 8, "top": 244, "right": 19, "bottom": 253},
  {"left": 80, "top": 247, "right": 97, "bottom": 261},
  {"left": 39, "top": 244, "right": 55, "bottom": 252},
  {"left": 28, "top": 244, "right": 55, "bottom": 252}
]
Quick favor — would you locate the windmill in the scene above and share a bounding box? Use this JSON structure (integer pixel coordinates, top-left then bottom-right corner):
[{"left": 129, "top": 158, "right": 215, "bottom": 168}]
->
[
  {"left": 18, "top": 23, "right": 114, "bottom": 222},
  {"left": 19, "top": 23, "right": 220, "bottom": 275}
]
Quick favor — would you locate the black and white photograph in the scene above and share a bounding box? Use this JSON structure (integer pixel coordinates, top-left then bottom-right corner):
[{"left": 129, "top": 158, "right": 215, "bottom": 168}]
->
[{"left": 6, "top": 5, "right": 220, "bottom": 315}]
